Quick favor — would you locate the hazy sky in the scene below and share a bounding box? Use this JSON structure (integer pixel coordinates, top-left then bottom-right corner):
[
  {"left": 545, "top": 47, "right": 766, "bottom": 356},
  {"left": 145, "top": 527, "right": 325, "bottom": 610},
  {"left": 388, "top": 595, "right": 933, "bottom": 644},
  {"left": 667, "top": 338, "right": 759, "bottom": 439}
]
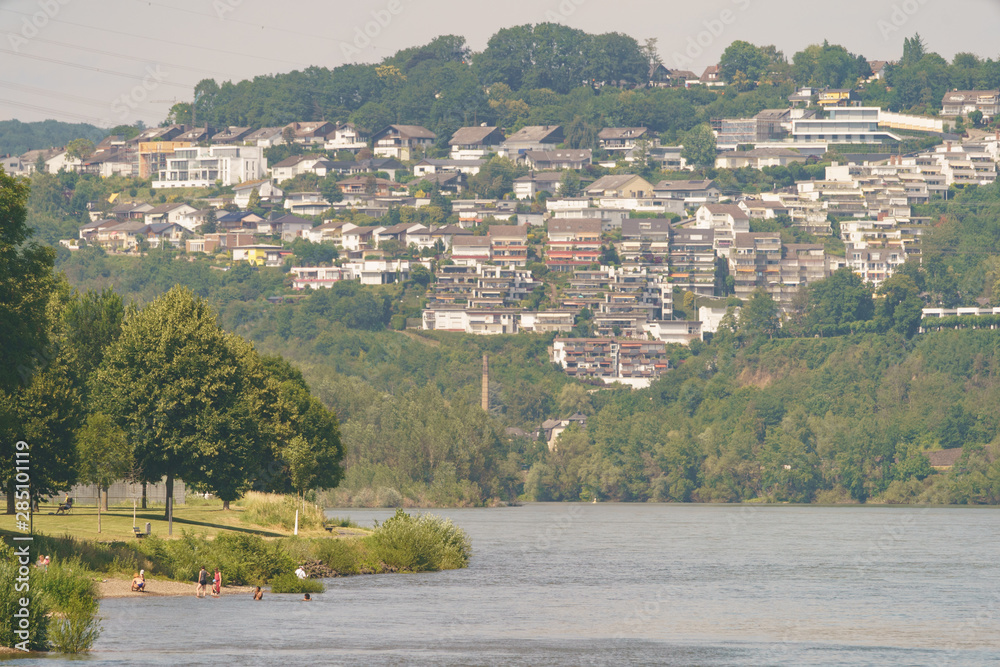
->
[{"left": 2, "top": 0, "right": 999, "bottom": 128}]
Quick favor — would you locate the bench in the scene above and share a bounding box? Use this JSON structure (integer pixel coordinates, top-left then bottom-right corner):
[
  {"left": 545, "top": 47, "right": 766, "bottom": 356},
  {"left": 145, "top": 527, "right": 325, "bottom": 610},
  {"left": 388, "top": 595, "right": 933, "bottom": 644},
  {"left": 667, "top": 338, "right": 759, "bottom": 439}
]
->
[
  {"left": 133, "top": 526, "right": 145, "bottom": 539},
  {"left": 54, "top": 502, "right": 72, "bottom": 515}
]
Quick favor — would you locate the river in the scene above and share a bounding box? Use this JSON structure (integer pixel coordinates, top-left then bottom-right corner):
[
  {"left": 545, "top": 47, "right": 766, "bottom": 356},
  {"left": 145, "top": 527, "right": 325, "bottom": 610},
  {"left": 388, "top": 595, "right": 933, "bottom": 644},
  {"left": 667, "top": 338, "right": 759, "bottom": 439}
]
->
[{"left": 12, "top": 504, "right": 1000, "bottom": 666}]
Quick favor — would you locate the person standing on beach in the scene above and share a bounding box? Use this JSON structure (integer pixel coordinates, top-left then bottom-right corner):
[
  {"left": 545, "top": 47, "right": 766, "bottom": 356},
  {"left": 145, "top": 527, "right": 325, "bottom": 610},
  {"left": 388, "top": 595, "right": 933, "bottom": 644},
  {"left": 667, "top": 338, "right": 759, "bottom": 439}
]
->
[
  {"left": 212, "top": 568, "right": 221, "bottom": 597},
  {"left": 196, "top": 566, "right": 208, "bottom": 598}
]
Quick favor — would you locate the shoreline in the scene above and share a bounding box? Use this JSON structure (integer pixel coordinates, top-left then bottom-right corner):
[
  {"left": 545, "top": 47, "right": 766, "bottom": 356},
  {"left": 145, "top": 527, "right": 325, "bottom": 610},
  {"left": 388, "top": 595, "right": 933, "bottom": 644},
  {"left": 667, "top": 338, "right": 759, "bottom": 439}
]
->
[{"left": 97, "top": 577, "right": 256, "bottom": 599}]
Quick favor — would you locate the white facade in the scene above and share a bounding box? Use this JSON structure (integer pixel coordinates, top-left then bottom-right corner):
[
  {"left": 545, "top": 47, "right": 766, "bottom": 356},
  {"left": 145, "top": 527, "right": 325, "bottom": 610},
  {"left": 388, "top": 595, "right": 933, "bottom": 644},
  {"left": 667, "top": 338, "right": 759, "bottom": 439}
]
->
[{"left": 154, "top": 145, "right": 267, "bottom": 189}]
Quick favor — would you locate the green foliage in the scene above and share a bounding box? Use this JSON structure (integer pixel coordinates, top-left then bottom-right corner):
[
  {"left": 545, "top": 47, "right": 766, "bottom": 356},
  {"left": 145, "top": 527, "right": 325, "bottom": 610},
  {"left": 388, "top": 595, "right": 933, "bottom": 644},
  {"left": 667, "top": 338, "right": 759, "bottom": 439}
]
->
[
  {"left": 0, "top": 543, "right": 51, "bottom": 651},
  {"left": 0, "top": 547, "right": 100, "bottom": 653},
  {"left": 0, "top": 119, "right": 104, "bottom": 156},
  {"left": 268, "top": 572, "right": 325, "bottom": 594},
  {"left": 92, "top": 286, "right": 281, "bottom": 510},
  {"left": 368, "top": 509, "right": 471, "bottom": 572},
  {"left": 238, "top": 492, "right": 325, "bottom": 531},
  {"left": 680, "top": 124, "right": 717, "bottom": 169}
]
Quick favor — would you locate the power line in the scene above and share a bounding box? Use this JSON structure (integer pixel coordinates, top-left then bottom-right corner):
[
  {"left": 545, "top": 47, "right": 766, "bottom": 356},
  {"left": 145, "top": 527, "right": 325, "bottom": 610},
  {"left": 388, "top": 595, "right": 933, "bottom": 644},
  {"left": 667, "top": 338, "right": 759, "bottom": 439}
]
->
[
  {"left": 0, "top": 79, "right": 114, "bottom": 108},
  {"left": 0, "top": 6, "right": 312, "bottom": 70},
  {"left": 29, "top": 37, "right": 228, "bottom": 79},
  {"left": 3, "top": 49, "right": 192, "bottom": 90}
]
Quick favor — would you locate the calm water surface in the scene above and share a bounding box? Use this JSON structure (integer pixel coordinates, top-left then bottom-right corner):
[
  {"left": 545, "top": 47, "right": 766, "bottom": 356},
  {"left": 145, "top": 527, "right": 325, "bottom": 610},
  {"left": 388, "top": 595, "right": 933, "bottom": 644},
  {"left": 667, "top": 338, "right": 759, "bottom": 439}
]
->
[{"left": 13, "top": 504, "right": 1000, "bottom": 666}]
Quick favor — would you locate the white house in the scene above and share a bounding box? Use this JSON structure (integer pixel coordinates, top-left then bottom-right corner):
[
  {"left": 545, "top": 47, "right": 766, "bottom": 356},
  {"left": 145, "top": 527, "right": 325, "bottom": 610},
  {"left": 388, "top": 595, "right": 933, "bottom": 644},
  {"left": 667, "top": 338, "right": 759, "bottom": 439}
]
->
[
  {"left": 154, "top": 145, "right": 267, "bottom": 189},
  {"left": 233, "top": 179, "right": 284, "bottom": 208}
]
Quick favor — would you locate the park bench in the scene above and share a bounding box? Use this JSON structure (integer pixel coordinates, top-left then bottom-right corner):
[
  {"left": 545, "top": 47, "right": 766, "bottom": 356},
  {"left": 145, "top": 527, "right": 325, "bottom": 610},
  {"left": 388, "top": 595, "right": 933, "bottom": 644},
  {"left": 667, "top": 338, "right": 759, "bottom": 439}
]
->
[{"left": 133, "top": 524, "right": 151, "bottom": 539}]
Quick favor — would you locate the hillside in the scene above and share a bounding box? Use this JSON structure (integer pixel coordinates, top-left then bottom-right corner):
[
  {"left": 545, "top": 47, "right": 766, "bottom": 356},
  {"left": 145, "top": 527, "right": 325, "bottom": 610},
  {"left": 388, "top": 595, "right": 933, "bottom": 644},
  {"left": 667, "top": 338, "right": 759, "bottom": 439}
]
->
[
  {"left": 54, "top": 248, "right": 1000, "bottom": 507},
  {"left": 0, "top": 119, "right": 105, "bottom": 157}
]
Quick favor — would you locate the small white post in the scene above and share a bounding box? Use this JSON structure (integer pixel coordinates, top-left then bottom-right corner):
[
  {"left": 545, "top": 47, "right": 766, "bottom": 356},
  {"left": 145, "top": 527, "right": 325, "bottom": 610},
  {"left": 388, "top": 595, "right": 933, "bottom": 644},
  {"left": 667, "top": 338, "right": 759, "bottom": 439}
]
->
[{"left": 294, "top": 509, "right": 299, "bottom": 536}]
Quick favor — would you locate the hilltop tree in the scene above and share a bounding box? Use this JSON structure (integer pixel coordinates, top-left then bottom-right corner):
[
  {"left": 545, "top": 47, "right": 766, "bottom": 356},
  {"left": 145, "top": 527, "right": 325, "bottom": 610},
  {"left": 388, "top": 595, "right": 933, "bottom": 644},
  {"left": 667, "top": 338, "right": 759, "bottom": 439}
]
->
[{"left": 718, "top": 41, "right": 771, "bottom": 90}]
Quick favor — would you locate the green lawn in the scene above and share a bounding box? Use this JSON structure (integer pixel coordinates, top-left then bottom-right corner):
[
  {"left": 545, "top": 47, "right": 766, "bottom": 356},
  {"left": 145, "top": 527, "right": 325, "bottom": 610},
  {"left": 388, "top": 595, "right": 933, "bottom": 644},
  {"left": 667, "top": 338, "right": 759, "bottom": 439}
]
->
[{"left": 0, "top": 499, "right": 339, "bottom": 542}]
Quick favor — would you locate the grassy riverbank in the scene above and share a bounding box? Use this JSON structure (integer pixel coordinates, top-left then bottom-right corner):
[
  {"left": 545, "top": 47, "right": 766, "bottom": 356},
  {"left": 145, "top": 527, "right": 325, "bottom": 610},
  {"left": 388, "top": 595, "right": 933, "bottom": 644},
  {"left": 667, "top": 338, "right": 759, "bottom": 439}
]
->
[
  {"left": 1, "top": 497, "right": 471, "bottom": 653},
  {"left": 0, "top": 494, "right": 350, "bottom": 542}
]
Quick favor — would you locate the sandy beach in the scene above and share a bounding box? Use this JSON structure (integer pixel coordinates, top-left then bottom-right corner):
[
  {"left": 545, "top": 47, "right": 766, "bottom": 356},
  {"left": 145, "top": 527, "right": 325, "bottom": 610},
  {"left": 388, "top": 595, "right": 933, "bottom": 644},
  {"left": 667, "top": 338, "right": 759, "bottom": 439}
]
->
[{"left": 98, "top": 577, "right": 255, "bottom": 599}]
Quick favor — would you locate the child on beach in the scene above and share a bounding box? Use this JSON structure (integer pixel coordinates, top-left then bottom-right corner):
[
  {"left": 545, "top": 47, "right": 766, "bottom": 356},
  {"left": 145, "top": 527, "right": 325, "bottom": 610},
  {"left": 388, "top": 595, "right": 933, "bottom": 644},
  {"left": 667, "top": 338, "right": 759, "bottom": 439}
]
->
[{"left": 212, "top": 568, "right": 221, "bottom": 597}]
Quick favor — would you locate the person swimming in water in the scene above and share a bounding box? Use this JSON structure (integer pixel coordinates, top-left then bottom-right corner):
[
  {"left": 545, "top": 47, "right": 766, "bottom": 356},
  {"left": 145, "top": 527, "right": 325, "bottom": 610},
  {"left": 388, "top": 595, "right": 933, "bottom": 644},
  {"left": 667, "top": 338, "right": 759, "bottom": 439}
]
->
[
  {"left": 302, "top": 593, "right": 311, "bottom": 601},
  {"left": 253, "top": 587, "right": 263, "bottom": 601}
]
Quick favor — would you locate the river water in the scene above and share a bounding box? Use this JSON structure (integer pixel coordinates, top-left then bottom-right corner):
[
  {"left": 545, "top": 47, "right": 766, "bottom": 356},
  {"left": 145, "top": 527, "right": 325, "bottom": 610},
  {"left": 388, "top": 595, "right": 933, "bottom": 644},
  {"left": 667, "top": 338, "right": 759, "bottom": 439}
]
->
[{"left": 13, "top": 504, "right": 1000, "bottom": 666}]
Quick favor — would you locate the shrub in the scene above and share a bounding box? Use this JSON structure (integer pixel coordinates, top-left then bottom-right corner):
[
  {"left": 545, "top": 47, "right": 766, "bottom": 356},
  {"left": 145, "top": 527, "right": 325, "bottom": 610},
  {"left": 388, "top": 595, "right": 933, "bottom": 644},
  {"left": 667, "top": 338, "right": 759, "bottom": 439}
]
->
[
  {"left": 211, "top": 533, "right": 295, "bottom": 586},
  {"left": 268, "top": 572, "right": 325, "bottom": 594},
  {"left": 35, "top": 558, "right": 98, "bottom": 616},
  {"left": 0, "top": 543, "right": 51, "bottom": 651},
  {"left": 46, "top": 598, "right": 101, "bottom": 654},
  {"left": 367, "top": 509, "right": 471, "bottom": 572},
  {"left": 310, "top": 538, "right": 368, "bottom": 575}
]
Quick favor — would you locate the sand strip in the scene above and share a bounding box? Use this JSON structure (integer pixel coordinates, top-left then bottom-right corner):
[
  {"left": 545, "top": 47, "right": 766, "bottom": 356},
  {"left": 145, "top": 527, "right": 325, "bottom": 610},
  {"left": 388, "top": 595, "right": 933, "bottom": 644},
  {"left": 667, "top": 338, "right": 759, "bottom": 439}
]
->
[{"left": 98, "top": 577, "right": 255, "bottom": 599}]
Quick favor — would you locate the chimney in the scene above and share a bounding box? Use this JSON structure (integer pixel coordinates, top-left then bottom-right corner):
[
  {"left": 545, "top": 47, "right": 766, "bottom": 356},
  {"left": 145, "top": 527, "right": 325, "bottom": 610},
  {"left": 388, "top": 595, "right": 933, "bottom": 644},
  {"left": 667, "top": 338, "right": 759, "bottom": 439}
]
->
[
  {"left": 481, "top": 354, "right": 489, "bottom": 412},
  {"left": 947, "top": 141, "right": 952, "bottom": 152}
]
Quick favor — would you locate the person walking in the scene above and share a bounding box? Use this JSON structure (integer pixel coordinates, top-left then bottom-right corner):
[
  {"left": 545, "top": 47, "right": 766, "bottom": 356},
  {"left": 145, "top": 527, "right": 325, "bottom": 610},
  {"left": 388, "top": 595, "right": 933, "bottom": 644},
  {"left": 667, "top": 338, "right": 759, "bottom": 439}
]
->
[
  {"left": 196, "top": 566, "right": 208, "bottom": 598},
  {"left": 212, "top": 568, "right": 222, "bottom": 597}
]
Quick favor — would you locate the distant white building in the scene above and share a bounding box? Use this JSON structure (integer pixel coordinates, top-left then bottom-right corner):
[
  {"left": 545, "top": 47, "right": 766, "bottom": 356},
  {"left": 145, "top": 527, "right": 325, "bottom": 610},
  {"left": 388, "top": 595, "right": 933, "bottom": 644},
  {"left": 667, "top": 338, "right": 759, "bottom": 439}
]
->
[{"left": 154, "top": 145, "right": 267, "bottom": 189}]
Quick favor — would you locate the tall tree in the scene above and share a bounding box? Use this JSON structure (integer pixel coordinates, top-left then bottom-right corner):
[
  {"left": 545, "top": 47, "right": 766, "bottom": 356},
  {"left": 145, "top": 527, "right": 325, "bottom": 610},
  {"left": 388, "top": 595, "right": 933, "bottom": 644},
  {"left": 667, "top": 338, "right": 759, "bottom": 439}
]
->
[
  {"left": 93, "top": 286, "right": 278, "bottom": 516},
  {"left": 0, "top": 167, "right": 57, "bottom": 513}
]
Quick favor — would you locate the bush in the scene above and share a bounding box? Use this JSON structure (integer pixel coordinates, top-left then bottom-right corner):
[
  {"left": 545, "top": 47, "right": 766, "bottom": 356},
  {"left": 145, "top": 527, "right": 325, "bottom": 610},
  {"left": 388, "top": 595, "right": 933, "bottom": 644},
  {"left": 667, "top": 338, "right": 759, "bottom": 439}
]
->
[
  {"left": 46, "top": 598, "right": 101, "bottom": 654},
  {"left": 0, "top": 544, "right": 51, "bottom": 651},
  {"left": 268, "top": 572, "right": 325, "bottom": 594},
  {"left": 367, "top": 509, "right": 471, "bottom": 572},
  {"left": 34, "top": 558, "right": 98, "bottom": 616},
  {"left": 0, "top": 544, "right": 100, "bottom": 653},
  {"left": 211, "top": 533, "right": 295, "bottom": 586},
  {"left": 310, "top": 538, "right": 368, "bottom": 575}
]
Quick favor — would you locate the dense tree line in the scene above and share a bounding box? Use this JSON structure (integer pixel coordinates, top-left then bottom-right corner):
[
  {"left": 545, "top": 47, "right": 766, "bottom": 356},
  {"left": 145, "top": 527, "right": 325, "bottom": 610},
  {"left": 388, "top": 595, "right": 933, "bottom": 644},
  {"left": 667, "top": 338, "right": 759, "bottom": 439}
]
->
[{"left": 0, "top": 119, "right": 105, "bottom": 157}]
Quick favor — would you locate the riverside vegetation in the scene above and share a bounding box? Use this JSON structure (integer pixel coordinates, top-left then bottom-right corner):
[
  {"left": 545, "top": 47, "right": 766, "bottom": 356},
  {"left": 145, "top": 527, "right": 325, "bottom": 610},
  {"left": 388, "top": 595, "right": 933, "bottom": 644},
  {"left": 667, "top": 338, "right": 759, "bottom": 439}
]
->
[{"left": 0, "top": 500, "right": 471, "bottom": 654}]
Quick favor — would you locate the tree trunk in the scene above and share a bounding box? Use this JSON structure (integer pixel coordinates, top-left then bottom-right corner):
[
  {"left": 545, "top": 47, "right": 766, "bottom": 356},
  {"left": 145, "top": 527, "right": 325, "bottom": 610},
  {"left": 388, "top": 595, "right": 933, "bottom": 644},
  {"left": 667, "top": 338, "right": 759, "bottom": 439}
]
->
[
  {"left": 222, "top": 499, "right": 230, "bottom": 510},
  {"left": 141, "top": 482, "right": 147, "bottom": 509},
  {"left": 6, "top": 478, "right": 14, "bottom": 515},
  {"left": 164, "top": 474, "right": 173, "bottom": 519},
  {"left": 101, "top": 486, "right": 109, "bottom": 512}
]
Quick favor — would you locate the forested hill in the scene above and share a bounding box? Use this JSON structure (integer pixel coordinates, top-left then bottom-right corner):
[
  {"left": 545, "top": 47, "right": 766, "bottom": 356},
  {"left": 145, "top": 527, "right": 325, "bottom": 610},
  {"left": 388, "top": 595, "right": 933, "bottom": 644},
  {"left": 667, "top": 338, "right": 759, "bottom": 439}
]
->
[
  {"left": 179, "top": 29, "right": 1000, "bottom": 144},
  {"left": 56, "top": 248, "right": 1000, "bottom": 508},
  {"left": 0, "top": 119, "right": 105, "bottom": 156}
]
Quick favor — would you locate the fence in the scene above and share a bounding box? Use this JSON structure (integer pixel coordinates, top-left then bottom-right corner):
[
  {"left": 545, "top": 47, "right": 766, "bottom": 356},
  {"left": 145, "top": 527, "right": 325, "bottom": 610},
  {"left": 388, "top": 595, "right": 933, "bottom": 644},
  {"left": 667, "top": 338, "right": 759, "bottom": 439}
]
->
[{"left": 25, "top": 478, "right": 187, "bottom": 506}]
